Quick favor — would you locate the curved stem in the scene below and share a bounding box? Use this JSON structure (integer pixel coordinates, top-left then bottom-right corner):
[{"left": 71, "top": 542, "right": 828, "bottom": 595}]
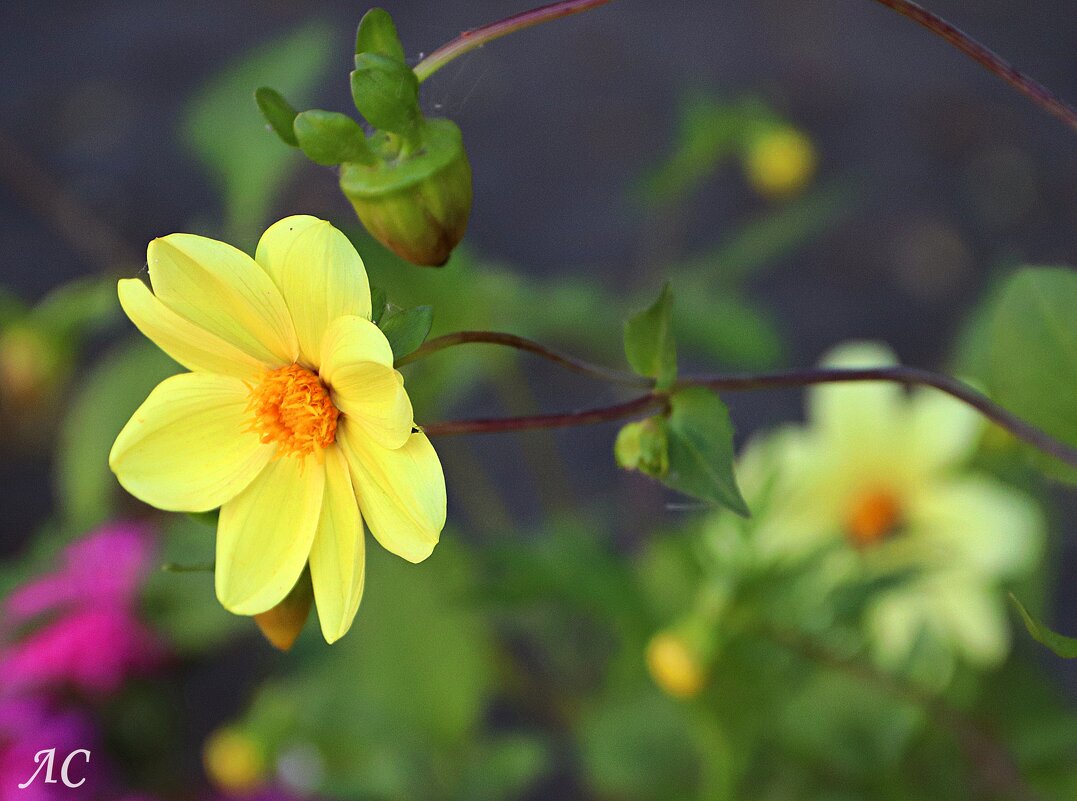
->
[
  {"left": 682, "top": 366, "right": 1077, "bottom": 467},
  {"left": 422, "top": 394, "right": 665, "bottom": 437},
  {"left": 872, "top": 0, "right": 1077, "bottom": 131},
  {"left": 415, "top": 331, "right": 1077, "bottom": 468},
  {"left": 412, "top": 0, "right": 612, "bottom": 83},
  {"left": 399, "top": 330, "right": 650, "bottom": 388}
]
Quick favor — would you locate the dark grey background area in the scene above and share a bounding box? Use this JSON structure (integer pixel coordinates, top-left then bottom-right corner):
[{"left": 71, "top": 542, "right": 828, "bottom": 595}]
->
[{"left": 0, "top": 0, "right": 1074, "bottom": 683}]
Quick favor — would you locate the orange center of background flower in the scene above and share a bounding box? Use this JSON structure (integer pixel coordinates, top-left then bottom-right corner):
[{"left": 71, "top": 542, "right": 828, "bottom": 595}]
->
[
  {"left": 248, "top": 365, "right": 338, "bottom": 459},
  {"left": 845, "top": 489, "right": 902, "bottom": 547}
]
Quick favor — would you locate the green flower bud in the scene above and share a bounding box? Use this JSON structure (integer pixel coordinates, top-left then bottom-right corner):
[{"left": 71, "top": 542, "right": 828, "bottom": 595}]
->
[
  {"left": 614, "top": 416, "right": 670, "bottom": 477},
  {"left": 340, "top": 118, "right": 472, "bottom": 267}
]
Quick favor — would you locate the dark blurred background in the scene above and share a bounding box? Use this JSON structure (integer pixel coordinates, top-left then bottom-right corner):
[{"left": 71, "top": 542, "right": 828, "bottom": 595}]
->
[{"left": 1, "top": 0, "right": 1074, "bottom": 672}]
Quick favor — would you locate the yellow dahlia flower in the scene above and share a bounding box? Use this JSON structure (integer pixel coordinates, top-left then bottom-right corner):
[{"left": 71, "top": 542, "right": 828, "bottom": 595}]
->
[
  {"left": 710, "top": 343, "right": 1042, "bottom": 679},
  {"left": 109, "top": 215, "right": 446, "bottom": 643}
]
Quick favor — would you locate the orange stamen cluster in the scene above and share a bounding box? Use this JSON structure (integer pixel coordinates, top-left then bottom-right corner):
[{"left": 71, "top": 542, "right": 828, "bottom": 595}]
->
[
  {"left": 845, "top": 489, "right": 903, "bottom": 548},
  {"left": 248, "top": 364, "right": 338, "bottom": 459}
]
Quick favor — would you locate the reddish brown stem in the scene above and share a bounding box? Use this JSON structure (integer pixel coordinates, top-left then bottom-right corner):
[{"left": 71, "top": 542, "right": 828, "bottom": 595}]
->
[
  {"left": 871, "top": 0, "right": 1077, "bottom": 130},
  {"left": 413, "top": 0, "right": 612, "bottom": 82}
]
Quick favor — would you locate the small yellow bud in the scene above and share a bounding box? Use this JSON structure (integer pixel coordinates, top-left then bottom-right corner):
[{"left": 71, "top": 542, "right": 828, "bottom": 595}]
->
[
  {"left": 203, "top": 727, "right": 266, "bottom": 794},
  {"left": 254, "top": 570, "right": 314, "bottom": 651},
  {"left": 743, "top": 127, "right": 817, "bottom": 199},
  {"left": 645, "top": 631, "right": 707, "bottom": 699}
]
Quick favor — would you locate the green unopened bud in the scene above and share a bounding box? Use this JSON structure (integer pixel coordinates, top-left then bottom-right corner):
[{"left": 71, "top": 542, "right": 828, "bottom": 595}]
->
[
  {"left": 351, "top": 53, "right": 421, "bottom": 136},
  {"left": 614, "top": 416, "right": 669, "bottom": 477},
  {"left": 340, "top": 118, "right": 472, "bottom": 267},
  {"left": 355, "top": 8, "right": 406, "bottom": 63}
]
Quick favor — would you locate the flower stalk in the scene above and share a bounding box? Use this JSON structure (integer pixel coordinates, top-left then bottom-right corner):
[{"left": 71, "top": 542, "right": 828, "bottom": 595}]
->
[{"left": 408, "top": 330, "right": 1077, "bottom": 468}]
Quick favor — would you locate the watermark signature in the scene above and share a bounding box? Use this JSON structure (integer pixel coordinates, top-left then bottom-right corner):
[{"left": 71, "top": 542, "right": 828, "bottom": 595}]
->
[{"left": 17, "top": 748, "right": 91, "bottom": 790}]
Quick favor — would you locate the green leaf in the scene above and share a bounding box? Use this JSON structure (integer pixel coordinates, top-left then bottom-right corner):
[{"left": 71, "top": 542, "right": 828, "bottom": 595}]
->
[
  {"left": 30, "top": 277, "right": 119, "bottom": 342},
  {"left": 184, "top": 20, "right": 334, "bottom": 242},
  {"left": 355, "top": 8, "right": 406, "bottom": 63},
  {"left": 254, "top": 86, "right": 300, "bottom": 147},
  {"left": 624, "top": 282, "right": 676, "bottom": 389},
  {"left": 293, "top": 109, "right": 373, "bottom": 166},
  {"left": 351, "top": 52, "right": 421, "bottom": 136},
  {"left": 1010, "top": 594, "right": 1077, "bottom": 658},
  {"left": 55, "top": 337, "right": 180, "bottom": 530},
  {"left": 380, "top": 305, "right": 433, "bottom": 361},
  {"left": 661, "top": 388, "right": 748, "bottom": 516},
  {"left": 988, "top": 266, "right": 1077, "bottom": 483},
  {"left": 369, "top": 285, "right": 388, "bottom": 325}
]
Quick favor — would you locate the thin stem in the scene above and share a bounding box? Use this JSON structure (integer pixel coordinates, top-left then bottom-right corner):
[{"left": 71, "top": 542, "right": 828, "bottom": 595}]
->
[
  {"left": 399, "top": 330, "right": 650, "bottom": 388},
  {"left": 415, "top": 330, "right": 1077, "bottom": 468},
  {"left": 422, "top": 394, "right": 666, "bottom": 437},
  {"left": 682, "top": 366, "right": 1077, "bottom": 467},
  {"left": 412, "top": 0, "right": 612, "bottom": 83},
  {"left": 871, "top": 0, "right": 1077, "bottom": 131}
]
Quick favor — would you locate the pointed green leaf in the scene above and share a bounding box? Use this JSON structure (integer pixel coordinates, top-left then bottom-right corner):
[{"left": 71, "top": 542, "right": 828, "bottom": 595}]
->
[
  {"left": 988, "top": 266, "right": 1077, "bottom": 483},
  {"left": 356, "top": 8, "right": 406, "bottom": 63},
  {"left": 255, "top": 86, "right": 300, "bottom": 147},
  {"left": 624, "top": 282, "right": 677, "bottom": 389},
  {"left": 1011, "top": 594, "right": 1077, "bottom": 658},
  {"left": 351, "top": 52, "right": 421, "bottom": 136},
  {"left": 661, "top": 388, "right": 748, "bottom": 516},
  {"left": 293, "top": 109, "right": 374, "bottom": 166},
  {"left": 369, "top": 285, "right": 388, "bottom": 325},
  {"left": 380, "top": 305, "right": 433, "bottom": 361}
]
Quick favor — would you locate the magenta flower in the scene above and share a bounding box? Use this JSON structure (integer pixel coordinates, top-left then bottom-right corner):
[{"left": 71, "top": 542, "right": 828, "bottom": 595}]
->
[
  {"left": 0, "top": 523, "right": 166, "bottom": 696},
  {"left": 0, "top": 697, "right": 98, "bottom": 801}
]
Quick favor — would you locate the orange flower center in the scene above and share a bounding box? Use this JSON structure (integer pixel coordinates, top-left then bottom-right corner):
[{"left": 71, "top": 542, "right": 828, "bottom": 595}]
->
[
  {"left": 845, "top": 489, "right": 902, "bottom": 547},
  {"left": 247, "top": 365, "right": 338, "bottom": 459}
]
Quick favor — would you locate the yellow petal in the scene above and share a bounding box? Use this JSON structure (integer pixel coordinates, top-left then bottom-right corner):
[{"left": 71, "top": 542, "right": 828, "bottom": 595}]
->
[
  {"left": 215, "top": 455, "right": 325, "bottom": 615},
  {"left": 309, "top": 446, "right": 366, "bottom": 643},
  {"left": 319, "top": 315, "right": 394, "bottom": 376},
  {"left": 329, "top": 362, "right": 413, "bottom": 450},
  {"left": 148, "top": 234, "right": 298, "bottom": 367},
  {"left": 109, "top": 373, "right": 272, "bottom": 512},
  {"left": 255, "top": 216, "right": 371, "bottom": 365},
  {"left": 903, "top": 388, "right": 983, "bottom": 475},
  {"left": 118, "top": 279, "right": 266, "bottom": 382},
  {"left": 319, "top": 315, "right": 409, "bottom": 446},
  {"left": 808, "top": 341, "right": 903, "bottom": 466},
  {"left": 339, "top": 421, "right": 445, "bottom": 563}
]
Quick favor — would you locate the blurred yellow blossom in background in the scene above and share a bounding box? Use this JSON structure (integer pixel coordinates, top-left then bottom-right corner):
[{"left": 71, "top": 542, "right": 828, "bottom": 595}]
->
[
  {"left": 742, "top": 126, "right": 817, "bottom": 199},
  {"left": 712, "top": 342, "right": 1043, "bottom": 682}
]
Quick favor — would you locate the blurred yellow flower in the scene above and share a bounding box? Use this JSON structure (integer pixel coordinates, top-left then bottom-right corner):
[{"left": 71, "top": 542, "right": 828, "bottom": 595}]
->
[
  {"left": 110, "top": 215, "right": 446, "bottom": 643},
  {"left": 203, "top": 726, "right": 265, "bottom": 793},
  {"left": 743, "top": 127, "right": 817, "bottom": 199},
  {"left": 724, "top": 343, "right": 1042, "bottom": 678},
  {"left": 646, "top": 630, "right": 707, "bottom": 699}
]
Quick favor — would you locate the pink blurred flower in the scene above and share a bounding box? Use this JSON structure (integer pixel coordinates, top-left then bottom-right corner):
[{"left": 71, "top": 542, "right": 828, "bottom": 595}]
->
[
  {"left": 0, "top": 696, "right": 98, "bottom": 801},
  {"left": 0, "top": 522, "right": 167, "bottom": 696},
  {"left": 4, "top": 523, "right": 154, "bottom": 626}
]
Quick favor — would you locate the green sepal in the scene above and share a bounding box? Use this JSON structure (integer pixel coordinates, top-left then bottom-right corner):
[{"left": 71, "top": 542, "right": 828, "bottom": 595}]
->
[
  {"left": 356, "top": 8, "right": 406, "bottom": 63},
  {"left": 293, "top": 109, "right": 374, "bottom": 166},
  {"left": 624, "top": 283, "right": 677, "bottom": 390},
  {"left": 369, "top": 285, "right": 388, "bottom": 325},
  {"left": 661, "top": 388, "right": 748, "bottom": 516},
  {"left": 351, "top": 52, "right": 421, "bottom": 137},
  {"left": 255, "top": 87, "right": 300, "bottom": 147},
  {"left": 380, "top": 305, "right": 434, "bottom": 362},
  {"left": 1011, "top": 594, "right": 1077, "bottom": 658}
]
